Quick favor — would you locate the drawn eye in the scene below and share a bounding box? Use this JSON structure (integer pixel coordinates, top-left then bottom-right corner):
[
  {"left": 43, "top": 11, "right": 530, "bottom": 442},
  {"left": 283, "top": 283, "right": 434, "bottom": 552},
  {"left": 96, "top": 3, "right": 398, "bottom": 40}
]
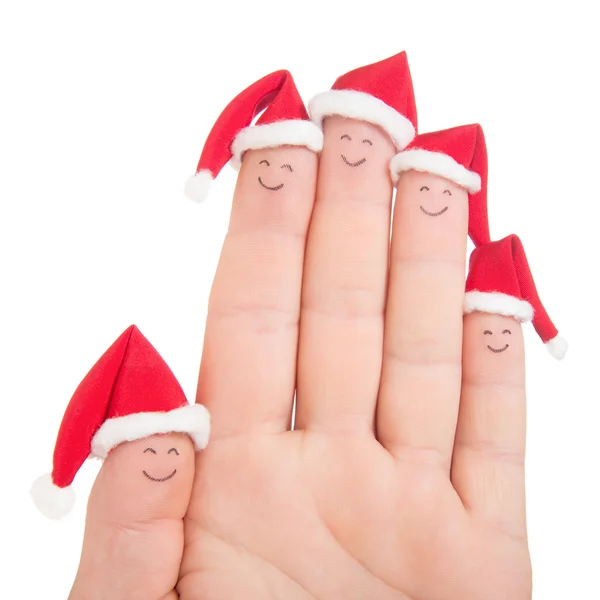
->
[
  {"left": 362, "top": 139, "right": 373, "bottom": 145},
  {"left": 341, "top": 134, "right": 352, "bottom": 141},
  {"left": 143, "top": 447, "right": 157, "bottom": 454},
  {"left": 420, "top": 186, "right": 430, "bottom": 192},
  {"left": 443, "top": 189, "right": 452, "bottom": 195},
  {"left": 483, "top": 330, "right": 493, "bottom": 335},
  {"left": 259, "top": 159, "right": 270, "bottom": 166},
  {"left": 280, "top": 163, "right": 293, "bottom": 172},
  {"left": 502, "top": 329, "right": 512, "bottom": 335},
  {"left": 168, "top": 448, "right": 180, "bottom": 455}
]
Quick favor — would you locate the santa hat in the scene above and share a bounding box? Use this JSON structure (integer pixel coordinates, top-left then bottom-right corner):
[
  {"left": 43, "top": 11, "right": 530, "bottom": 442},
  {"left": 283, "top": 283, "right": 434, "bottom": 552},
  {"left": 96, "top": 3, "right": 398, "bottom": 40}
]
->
[
  {"left": 30, "top": 325, "right": 210, "bottom": 519},
  {"left": 390, "top": 124, "right": 490, "bottom": 247},
  {"left": 185, "top": 70, "right": 323, "bottom": 203},
  {"left": 464, "top": 234, "right": 567, "bottom": 359},
  {"left": 308, "top": 51, "right": 417, "bottom": 151}
]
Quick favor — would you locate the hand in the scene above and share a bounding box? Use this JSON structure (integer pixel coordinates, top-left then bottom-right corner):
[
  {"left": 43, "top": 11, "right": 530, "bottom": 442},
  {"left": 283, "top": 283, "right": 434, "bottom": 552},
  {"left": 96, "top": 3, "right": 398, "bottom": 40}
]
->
[{"left": 70, "top": 116, "right": 532, "bottom": 599}]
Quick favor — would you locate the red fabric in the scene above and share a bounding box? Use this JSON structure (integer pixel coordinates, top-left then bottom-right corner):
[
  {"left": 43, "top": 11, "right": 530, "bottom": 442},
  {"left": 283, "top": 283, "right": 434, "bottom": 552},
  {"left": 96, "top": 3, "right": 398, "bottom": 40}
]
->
[
  {"left": 511, "top": 237, "right": 559, "bottom": 344},
  {"left": 466, "top": 235, "right": 560, "bottom": 343},
  {"left": 466, "top": 236, "right": 520, "bottom": 298},
  {"left": 332, "top": 51, "right": 418, "bottom": 132},
  {"left": 51, "top": 325, "right": 187, "bottom": 488},
  {"left": 195, "top": 70, "right": 309, "bottom": 178},
  {"left": 406, "top": 124, "right": 490, "bottom": 247}
]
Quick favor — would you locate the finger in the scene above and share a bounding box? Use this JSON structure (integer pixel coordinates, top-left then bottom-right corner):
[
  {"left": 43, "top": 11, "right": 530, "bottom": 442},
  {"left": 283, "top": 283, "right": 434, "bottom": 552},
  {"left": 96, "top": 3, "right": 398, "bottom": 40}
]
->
[
  {"left": 377, "top": 170, "right": 467, "bottom": 466},
  {"left": 295, "top": 116, "right": 395, "bottom": 433},
  {"left": 451, "top": 312, "right": 527, "bottom": 540},
  {"left": 69, "top": 433, "right": 195, "bottom": 600},
  {"left": 197, "top": 146, "right": 318, "bottom": 438}
]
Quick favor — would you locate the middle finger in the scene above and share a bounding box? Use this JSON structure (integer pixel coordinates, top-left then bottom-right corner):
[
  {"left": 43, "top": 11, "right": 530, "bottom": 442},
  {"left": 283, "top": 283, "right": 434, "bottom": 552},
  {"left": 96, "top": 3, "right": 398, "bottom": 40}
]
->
[
  {"left": 296, "top": 115, "right": 396, "bottom": 434},
  {"left": 296, "top": 52, "right": 418, "bottom": 434}
]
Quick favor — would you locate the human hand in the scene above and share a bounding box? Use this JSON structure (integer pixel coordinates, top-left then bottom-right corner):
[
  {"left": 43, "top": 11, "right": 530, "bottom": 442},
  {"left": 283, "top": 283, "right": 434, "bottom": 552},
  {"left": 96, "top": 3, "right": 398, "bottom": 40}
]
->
[
  {"left": 72, "top": 135, "right": 530, "bottom": 600},
  {"left": 68, "top": 63, "right": 533, "bottom": 598}
]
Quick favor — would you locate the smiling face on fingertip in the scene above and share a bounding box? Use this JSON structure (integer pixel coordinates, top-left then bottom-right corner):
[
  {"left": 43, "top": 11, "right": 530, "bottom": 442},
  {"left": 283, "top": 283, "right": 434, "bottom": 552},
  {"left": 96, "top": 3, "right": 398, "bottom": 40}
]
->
[
  {"left": 320, "top": 116, "right": 396, "bottom": 182},
  {"left": 399, "top": 170, "right": 469, "bottom": 219},
  {"left": 137, "top": 433, "right": 194, "bottom": 484},
  {"left": 463, "top": 312, "right": 526, "bottom": 381},
  {"left": 393, "top": 169, "right": 469, "bottom": 254},
  {"left": 108, "top": 432, "right": 195, "bottom": 486},
  {"left": 238, "top": 145, "right": 318, "bottom": 201}
]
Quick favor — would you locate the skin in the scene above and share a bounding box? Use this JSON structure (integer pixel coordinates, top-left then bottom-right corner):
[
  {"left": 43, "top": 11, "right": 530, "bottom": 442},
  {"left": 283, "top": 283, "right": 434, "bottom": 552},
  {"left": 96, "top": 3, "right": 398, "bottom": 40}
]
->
[
  {"left": 70, "top": 135, "right": 532, "bottom": 599},
  {"left": 70, "top": 433, "right": 195, "bottom": 600},
  {"left": 454, "top": 313, "right": 527, "bottom": 537},
  {"left": 378, "top": 170, "right": 469, "bottom": 461},
  {"left": 296, "top": 116, "right": 396, "bottom": 431}
]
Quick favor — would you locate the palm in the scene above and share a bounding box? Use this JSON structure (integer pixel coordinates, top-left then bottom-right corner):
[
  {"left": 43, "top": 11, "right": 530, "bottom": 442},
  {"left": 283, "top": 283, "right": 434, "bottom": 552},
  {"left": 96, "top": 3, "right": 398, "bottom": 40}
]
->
[{"left": 181, "top": 430, "right": 530, "bottom": 599}]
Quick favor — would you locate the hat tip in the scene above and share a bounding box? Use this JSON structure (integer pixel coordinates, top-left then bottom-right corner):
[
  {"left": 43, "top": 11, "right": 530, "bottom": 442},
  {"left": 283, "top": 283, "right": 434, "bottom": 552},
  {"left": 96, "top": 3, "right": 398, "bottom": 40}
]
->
[
  {"left": 185, "top": 170, "right": 213, "bottom": 203},
  {"left": 546, "top": 335, "right": 568, "bottom": 360},
  {"left": 30, "top": 473, "right": 75, "bottom": 519}
]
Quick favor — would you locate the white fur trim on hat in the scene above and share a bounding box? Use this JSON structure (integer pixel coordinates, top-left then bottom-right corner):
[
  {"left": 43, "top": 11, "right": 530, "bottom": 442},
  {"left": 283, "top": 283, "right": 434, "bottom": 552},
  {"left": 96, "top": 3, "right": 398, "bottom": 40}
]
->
[
  {"left": 464, "top": 291, "right": 534, "bottom": 322},
  {"left": 30, "top": 473, "right": 76, "bottom": 520},
  {"left": 308, "top": 89, "right": 416, "bottom": 151},
  {"left": 91, "top": 404, "right": 211, "bottom": 459},
  {"left": 230, "top": 119, "right": 324, "bottom": 170},
  {"left": 390, "top": 149, "right": 481, "bottom": 192},
  {"left": 546, "top": 335, "right": 568, "bottom": 360},
  {"left": 185, "top": 169, "right": 213, "bottom": 203}
]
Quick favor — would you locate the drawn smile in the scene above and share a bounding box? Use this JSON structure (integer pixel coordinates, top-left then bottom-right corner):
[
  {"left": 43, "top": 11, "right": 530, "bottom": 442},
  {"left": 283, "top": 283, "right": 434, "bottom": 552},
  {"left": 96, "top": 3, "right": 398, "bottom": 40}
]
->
[
  {"left": 420, "top": 205, "right": 449, "bottom": 217},
  {"left": 487, "top": 344, "right": 509, "bottom": 353},
  {"left": 258, "top": 176, "right": 284, "bottom": 191},
  {"left": 341, "top": 155, "right": 367, "bottom": 167},
  {"left": 143, "top": 469, "right": 177, "bottom": 482}
]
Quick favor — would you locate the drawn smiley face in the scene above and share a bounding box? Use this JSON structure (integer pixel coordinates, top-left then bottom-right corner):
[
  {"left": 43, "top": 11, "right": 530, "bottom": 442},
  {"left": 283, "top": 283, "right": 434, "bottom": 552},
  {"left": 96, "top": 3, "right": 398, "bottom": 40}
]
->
[
  {"left": 129, "top": 433, "right": 193, "bottom": 484},
  {"left": 483, "top": 327, "right": 512, "bottom": 353},
  {"left": 257, "top": 158, "right": 294, "bottom": 191},
  {"left": 418, "top": 184, "right": 452, "bottom": 217},
  {"left": 395, "top": 170, "right": 467, "bottom": 220},
  {"left": 321, "top": 116, "right": 394, "bottom": 178},
  {"left": 339, "top": 133, "right": 373, "bottom": 167},
  {"left": 142, "top": 445, "right": 180, "bottom": 482}
]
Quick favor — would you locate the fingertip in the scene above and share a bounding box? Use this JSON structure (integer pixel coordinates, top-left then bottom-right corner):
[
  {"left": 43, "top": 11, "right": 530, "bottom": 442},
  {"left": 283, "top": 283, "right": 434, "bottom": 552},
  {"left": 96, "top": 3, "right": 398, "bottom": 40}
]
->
[{"left": 90, "top": 433, "right": 196, "bottom": 522}]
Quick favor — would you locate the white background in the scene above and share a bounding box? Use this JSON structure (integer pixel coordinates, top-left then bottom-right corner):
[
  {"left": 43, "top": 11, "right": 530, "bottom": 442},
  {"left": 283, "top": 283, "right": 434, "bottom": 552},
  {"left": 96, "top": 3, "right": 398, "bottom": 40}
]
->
[{"left": 1, "top": 1, "right": 598, "bottom": 597}]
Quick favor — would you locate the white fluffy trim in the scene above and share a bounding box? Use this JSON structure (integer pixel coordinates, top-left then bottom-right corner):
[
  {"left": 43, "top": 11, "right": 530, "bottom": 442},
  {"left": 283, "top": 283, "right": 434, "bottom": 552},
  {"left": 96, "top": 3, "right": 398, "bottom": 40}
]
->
[
  {"left": 185, "top": 169, "right": 213, "bottom": 203},
  {"left": 30, "top": 473, "right": 76, "bottom": 520},
  {"left": 546, "top": 335, "right": 568, "bottom": 360},
  {"left": 390, "top": 149, "right": 481, "bottom": 192},
  {"left": 464, "top": 291, "right": 534, "bottom": 322},
  {"left": 230, "top": 119, "right": 323, "bottom": 169},
  {"left": 91, "top": 404, "right": 211, "bottom": 459},
  {"left": 308, "top": 89, "right": 415, "bottom": 151}
]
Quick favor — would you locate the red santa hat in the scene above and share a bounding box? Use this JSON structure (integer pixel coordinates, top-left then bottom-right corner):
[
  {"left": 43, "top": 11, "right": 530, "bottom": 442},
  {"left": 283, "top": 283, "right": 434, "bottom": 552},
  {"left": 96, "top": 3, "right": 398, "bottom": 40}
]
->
[
  {"left": 185, "top": 70, "right": 323, "bottom": 203},
  {"left": 308, "top": 51, "right": 417, "bottom": 151},
  {"left": 30, "top": 325, "right": 210, "bottom": 519},
  {"left": 464, "top": 234, "right": 567, "bottom": 359},
  {"left": 390, "top": 124, "right": 490, "bottom": 247}
]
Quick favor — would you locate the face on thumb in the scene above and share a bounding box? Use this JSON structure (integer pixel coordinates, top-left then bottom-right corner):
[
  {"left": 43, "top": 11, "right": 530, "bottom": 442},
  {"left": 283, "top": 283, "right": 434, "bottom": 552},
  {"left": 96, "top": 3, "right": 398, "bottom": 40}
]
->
[
  {"left": 70, "top": 432, "right": 196, "bottom": 600},
  {"left": 89, "top": 432, "right": 196, "bottom": 522}
]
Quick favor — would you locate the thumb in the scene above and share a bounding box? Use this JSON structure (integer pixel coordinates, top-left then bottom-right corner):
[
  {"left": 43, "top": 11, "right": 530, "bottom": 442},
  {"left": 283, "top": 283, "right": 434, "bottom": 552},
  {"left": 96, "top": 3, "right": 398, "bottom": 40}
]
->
[{"left": 69, "top": 432, "right": 196, "bottom": 600}]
